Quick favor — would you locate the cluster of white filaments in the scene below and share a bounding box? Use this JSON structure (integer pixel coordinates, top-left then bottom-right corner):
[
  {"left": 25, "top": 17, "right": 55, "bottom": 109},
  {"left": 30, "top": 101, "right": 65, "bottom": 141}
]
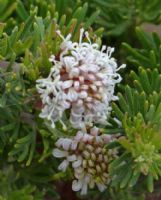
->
[
  {"left": 53, "top": 127, "right": 118, "bottom": 195},
  {"left": 37, "top": 29, "right": 125, "bottom": 195},
  {"left": 36, "top": 29, "right": 126, "bottom": 129}
]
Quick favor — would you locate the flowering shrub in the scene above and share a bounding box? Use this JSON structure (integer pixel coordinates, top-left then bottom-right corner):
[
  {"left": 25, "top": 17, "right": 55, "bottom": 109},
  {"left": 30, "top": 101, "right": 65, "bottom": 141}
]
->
[{"left": 0, "top": 0, "right": 161, "bottom": 200}]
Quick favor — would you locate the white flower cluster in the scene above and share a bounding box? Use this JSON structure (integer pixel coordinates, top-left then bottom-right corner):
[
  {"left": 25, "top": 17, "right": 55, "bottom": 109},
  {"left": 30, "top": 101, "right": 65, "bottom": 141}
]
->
[
  {"left": 53, "top": 127, "right": 118, "bottom": 195},
  {"left": 36, "top": 29, "right": 125, "bottom": 129},
  {"left": 36, "top": 29, "right": 125, "bottom": 195}
]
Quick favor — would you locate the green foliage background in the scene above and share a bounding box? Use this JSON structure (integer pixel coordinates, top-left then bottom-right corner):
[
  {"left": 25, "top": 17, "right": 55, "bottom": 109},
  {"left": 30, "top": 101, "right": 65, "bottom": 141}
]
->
[{"left": 0, "top": 0, "right": 161, "bottom": 199}]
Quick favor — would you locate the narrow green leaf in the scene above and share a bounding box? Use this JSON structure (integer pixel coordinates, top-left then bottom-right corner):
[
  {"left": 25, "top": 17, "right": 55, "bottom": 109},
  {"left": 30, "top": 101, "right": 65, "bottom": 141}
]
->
[
  {"left": 17, "top": 0, "right": 29, "bottom": 21},
  {"left": 129, "top": 172, "right": 140, "bottom": 187},
  {"left": 147, "top": 174, "right": 154, "bottom": 193},
  {"left": 135, "top": 27, "right": 153, "bottom": 50},
  {"left": 18, "top": 146, "right": 29, "bottom": 162}
]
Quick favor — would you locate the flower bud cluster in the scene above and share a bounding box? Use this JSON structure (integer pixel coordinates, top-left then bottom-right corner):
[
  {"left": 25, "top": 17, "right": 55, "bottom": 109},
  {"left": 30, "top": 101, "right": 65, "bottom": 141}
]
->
[
  {"left": 53, "top": 128, "right": 118, "bottom": 195},
  {"left": 36, "top": 29, "right": 125, "bottom": 195}
]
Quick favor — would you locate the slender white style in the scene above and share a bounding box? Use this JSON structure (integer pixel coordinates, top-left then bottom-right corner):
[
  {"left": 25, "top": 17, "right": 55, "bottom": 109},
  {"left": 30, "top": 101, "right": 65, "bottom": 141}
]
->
[
  {"left": 53, "top": 128, "right": 118, "bottom": 195},
  {"left": 36, "top": 29, "right": 126, "bottom": 129}
]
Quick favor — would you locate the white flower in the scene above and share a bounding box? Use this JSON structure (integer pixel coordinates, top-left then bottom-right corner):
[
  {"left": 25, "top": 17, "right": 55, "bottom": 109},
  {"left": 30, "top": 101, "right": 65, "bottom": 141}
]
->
[
  {"left": 36, "top": 29, "right": 126, "bottom": 129},
  {"left": 53, "top": 128, "right": 118, "bottom": 195},
  {"left": 52, "top": 148, "right": 68, "bottom": 158}
]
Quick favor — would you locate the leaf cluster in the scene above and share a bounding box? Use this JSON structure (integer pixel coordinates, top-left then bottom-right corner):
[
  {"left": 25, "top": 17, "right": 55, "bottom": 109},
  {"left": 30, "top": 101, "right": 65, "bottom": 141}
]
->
[
  {"left": 110, "top": 29, "right": 161, "bottom": 194},
  {"left": 85, "top": 0, "right": 161, "bottom": 36}
]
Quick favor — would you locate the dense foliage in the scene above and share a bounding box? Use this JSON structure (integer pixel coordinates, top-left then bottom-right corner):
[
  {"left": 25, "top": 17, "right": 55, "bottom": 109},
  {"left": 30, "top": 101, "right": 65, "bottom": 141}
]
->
[{"left": 0, "top": 0, "right": 161, "bottom": 199}]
